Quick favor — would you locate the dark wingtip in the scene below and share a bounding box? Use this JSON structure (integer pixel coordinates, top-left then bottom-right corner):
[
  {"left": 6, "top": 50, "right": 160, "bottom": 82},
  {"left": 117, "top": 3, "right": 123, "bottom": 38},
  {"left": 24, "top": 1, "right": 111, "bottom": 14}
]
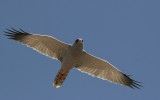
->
[
  {"left": 4, "top": 27, "right": 30, "bottom": 40},
  {"left": 123, "top": 74, "right": 143, "bottom": 89},
  {"left": 129, "top": 80, "right": 143, "bottom": 89}
]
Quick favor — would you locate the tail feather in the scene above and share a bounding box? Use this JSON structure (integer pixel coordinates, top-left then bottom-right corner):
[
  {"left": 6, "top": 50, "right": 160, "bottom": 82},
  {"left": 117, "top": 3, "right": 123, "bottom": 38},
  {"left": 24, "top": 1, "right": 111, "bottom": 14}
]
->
[{"left": 53, "top": 69, "right": 70, "bottom": 88}]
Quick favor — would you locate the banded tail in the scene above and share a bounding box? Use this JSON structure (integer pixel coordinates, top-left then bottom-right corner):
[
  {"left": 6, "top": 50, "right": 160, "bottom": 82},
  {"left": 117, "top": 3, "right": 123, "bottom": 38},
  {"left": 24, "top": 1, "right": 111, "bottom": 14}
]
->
[{"left": 53, "top": 69, "right": 70, "bottom": 88}]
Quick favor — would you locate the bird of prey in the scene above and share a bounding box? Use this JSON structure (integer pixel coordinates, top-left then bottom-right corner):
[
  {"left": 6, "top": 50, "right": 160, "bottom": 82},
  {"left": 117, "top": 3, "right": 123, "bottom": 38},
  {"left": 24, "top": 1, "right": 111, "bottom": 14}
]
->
[{"left": 5, "top": 28, "right": 142, "bottom": 89}]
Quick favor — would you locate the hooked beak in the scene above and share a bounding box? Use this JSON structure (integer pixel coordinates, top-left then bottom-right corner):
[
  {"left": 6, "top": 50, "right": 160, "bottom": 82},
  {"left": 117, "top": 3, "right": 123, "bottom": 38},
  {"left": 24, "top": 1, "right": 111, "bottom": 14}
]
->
[{"left": 78, "top": 39, "right": 83, "bottom": 44}]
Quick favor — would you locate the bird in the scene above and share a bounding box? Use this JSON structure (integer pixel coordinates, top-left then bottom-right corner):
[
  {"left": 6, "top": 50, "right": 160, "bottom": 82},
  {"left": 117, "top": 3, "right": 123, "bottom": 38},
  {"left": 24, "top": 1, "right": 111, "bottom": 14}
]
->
[{"left": 4, "top": 28, "right": 142, "bottom": 89}]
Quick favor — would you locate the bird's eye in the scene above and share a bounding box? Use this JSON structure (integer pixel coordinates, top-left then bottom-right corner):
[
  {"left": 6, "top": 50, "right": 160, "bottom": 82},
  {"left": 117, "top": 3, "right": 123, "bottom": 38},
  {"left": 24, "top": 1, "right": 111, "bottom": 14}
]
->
[{"left": 75, "top": 39, "right": 79, "bottom": 43}]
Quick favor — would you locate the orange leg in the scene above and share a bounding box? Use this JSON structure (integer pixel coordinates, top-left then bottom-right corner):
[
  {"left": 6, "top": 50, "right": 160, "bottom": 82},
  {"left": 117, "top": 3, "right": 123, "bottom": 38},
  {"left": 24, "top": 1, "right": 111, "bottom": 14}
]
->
[
  {"left": 53, "top": 69, "right": 71, "bottom": 88},
  {"left": 58, "top": 69, "right": 63, "bottom": 79},
  {"left": 61, "top": 70, "right": 70, "bottom": 79}
]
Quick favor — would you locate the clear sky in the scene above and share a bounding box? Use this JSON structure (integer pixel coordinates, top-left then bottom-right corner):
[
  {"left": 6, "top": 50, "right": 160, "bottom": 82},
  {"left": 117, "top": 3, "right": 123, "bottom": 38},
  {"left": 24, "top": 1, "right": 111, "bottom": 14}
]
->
[{"left": 0, "top": 0, "right": 160, "bottom": 100}]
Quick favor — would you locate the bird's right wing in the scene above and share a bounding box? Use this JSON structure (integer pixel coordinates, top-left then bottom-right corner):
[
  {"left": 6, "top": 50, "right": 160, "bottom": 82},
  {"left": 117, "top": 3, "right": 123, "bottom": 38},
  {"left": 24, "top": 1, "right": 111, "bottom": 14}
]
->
[{"left": 5, "top": 28, "right": 71, "bottom": 62}]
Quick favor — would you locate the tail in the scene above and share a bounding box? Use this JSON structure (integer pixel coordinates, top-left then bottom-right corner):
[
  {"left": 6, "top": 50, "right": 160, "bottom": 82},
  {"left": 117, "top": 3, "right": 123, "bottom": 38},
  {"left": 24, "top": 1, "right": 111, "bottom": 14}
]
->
[{"left": 53, "top": 69, "right": 70, "bottom": 88}]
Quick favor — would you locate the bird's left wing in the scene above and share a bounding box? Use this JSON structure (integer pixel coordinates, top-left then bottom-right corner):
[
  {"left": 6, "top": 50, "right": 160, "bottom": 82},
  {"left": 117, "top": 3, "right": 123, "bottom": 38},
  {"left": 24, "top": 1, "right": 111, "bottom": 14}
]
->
[
  {"left": 5, "top": 28, "right": 71, "bottom": 62},
  {"left": 76, "top": 51, "right": 142, "bottom": 89}
]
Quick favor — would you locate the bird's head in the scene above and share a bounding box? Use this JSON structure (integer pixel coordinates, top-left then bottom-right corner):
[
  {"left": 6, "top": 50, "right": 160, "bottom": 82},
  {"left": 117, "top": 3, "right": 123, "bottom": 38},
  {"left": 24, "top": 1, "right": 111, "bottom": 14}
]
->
[
  {"left": 73, "top": 38, "right": 83, "bottom": 49},
  {"left": 75, "top": 38, "right": 83, "bottom": 44}
]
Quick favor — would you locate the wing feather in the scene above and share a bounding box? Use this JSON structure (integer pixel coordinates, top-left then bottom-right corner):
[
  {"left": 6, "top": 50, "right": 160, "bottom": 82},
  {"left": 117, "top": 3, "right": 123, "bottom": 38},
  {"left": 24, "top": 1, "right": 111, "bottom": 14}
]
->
[
  {"left": 5, "top": 28, "right": 70, "bottom": 62},
  {"left": 76, "top": 52, "right": 142, "bottom": 89}
]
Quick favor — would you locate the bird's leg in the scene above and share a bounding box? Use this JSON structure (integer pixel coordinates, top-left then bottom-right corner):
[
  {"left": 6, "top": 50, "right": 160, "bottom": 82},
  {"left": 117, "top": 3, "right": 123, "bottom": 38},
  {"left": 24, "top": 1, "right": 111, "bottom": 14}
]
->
[
  {"left": 58, "top": 69, "right": 63, "bottom": 79},
  {"left": 57, "top": 69, "right": 70, "bottom": 80},
  {"left": 61, "top": 70, "right": 70, "bottom": 80},
  {"left": 53, "top": 69, "right": 71, "bottom": 88}
]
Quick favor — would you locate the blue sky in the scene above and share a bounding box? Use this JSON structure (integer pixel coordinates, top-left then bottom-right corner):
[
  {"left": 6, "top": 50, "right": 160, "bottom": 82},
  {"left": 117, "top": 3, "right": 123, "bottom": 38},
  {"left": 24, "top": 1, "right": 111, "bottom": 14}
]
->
[{"left": 0, "top": 0, "right": 160, "bottom": 100}]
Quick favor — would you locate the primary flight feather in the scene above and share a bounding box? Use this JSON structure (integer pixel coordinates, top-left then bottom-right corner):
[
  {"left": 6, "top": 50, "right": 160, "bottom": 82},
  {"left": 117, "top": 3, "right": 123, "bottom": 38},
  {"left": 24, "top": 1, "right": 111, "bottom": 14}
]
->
[{"left": 5, "top": 28, "right": 142, "bottom": 89}]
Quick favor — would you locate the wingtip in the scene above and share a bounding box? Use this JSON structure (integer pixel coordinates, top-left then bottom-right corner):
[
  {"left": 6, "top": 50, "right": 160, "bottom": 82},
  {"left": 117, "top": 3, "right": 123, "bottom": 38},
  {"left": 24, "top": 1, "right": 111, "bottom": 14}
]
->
[
  {"left": 122, "top": 74, "right": 143, "bottom": 89},
  {"left": 129, "top": 80, "right": 143, "bottom": 89}
]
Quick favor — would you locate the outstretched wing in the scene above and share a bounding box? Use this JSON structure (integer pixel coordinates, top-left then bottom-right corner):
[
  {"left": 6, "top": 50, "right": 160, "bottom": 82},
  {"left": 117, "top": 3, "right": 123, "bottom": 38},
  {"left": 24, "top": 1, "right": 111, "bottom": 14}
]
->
[
  {"left": 5, "top": 28, "right": 70, "bottom": 62},
  {"left": 76, "top": 52, "right": 142, "bottom": 89}
]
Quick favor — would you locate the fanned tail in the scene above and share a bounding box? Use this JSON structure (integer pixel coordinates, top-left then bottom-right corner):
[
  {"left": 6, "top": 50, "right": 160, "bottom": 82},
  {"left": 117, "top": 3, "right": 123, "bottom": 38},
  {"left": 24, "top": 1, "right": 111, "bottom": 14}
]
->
[{"left": 53, "top": 69, "right": 70, "bottom": 88}]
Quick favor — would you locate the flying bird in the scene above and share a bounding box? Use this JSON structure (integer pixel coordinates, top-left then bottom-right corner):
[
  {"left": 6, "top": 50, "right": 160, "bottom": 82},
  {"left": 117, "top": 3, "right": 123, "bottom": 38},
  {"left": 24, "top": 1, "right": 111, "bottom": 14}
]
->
[{"left": 5, "top": 28, "right": 142, "bottom": 89}]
